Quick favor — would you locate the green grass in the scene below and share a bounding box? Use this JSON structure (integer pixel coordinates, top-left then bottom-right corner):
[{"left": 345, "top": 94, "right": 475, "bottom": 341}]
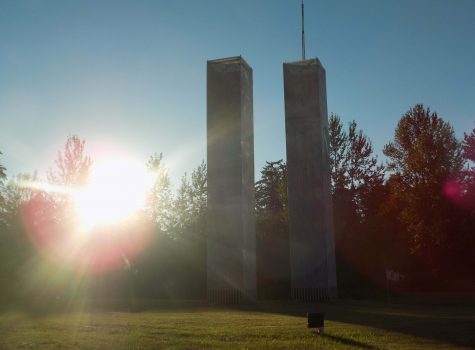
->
[{"left": 0, "top": 300, "right": 474, "bottom": 349}]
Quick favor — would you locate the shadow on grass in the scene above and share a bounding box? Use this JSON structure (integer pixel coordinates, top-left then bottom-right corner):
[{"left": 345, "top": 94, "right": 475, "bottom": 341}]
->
[
  {"left": 320, "top": 333, "right": 376, "bottom": 349},
  {"left": 3, "top": 298, "right": 475, "bottom": 348},
  {"left": 251, "top": 301, "right": 475, "bottom": 349}
]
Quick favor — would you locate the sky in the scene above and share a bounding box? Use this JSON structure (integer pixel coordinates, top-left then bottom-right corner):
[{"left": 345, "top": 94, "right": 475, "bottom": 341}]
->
[{"left": 1, "top": 0, "right": 474, "bottom": 185}]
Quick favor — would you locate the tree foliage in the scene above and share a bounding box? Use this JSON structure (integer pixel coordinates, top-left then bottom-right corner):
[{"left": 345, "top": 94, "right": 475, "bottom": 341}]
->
[
  {"left": 327, "top": 115, "right": 388, "bottom": 294},
  {"left": 384, "top": 104, "right": 463, "bottom": 188},
  {"left": 462, "top": 127, "right": 475, "bottom": 163},
  {"left": 47, "top": 135, "right": 92, "bottom": 187},
  {"left": 255, "top": 160, "right": 290, "bottom": 298},
  {"left": 328, "top": 114, "right": 349, "bottom": 191},
  {"left": 383, "top": 104, "right": 464, "bottom": 273},
  {"left": 462, "top": 127, "right": 475, "bottom": 193},
  {"left": 328, "top": 115, "right": 384, "bottom": 217},
  {"left": 329, "top": 114, "right": 384, "bottom": 194},
  {"left": 1, "top": 109, "right": 475, "bottom": 301},
  {"left": 0, "top": 152, "right": 7, "bottom": 222},
  {"left": 0, "top": 173, "right": 39, "bottom": 229},
  {"left": 255, "top": 160, "right": 288, "bottom": 225},
  {"left": 0, "top": 151, "right": 6, "bottom": 185},
  {"left": 187, "top": 161, "right": 207, "bottom": 238},
  {"left": 170, "top": 161, "right": 207, "bottom": 238},
  {"left": 146, "top": 152, "right": 173, "bottom": 233}
]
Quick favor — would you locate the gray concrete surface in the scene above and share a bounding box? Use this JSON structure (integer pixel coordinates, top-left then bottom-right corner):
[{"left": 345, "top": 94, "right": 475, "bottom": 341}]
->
[
  {"left": 283, "top": 58, "right": 337, "bottom": 301},
  {"left": 207, "top": 56, "right": 256, "bottom": 303}
]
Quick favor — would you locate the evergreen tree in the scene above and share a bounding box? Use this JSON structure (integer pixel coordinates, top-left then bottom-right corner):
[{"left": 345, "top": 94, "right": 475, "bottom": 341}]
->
[
  {"left": 255, "top": 160, "right": 290, "bottom": 298},
  {"left": 255, "top": 160, "right": 288, "bottom": 223}
]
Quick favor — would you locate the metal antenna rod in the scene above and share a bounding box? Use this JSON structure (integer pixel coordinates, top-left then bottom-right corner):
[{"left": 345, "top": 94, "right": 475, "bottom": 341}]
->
[{"left": 301, "top": 0, "right": 306, "bottom": 60}]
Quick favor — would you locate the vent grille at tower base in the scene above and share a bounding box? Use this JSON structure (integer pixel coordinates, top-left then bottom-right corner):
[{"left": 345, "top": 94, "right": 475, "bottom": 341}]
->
[
  {"left": 292, "top": 288, "right": 332, "bottom": 302},
  {"left": 207, "top": 289, "right": 243, "bottom": 304}
]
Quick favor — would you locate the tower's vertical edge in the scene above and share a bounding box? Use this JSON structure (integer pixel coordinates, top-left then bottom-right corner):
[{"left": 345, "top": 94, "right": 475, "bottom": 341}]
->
[
  {"left": 283, "top": 58, "right": 337, "bottom": 301},
  {"left": 240, "top": 58, "right": 257, "bottom": 301},
  {"left": 207, "top": 56, "right": 256, "bottom": 303}
]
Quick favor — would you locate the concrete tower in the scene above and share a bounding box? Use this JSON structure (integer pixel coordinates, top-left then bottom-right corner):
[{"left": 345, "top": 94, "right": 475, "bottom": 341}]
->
[
  {"left": 206, "top": 56, "right": 256, "bottom": 303},
  {"left": 283, "top": 58, "right": 337, "bottom": 301}
]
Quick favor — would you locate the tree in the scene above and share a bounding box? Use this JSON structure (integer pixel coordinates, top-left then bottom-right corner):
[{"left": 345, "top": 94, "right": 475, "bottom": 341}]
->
[
  {"left": 42, "top": 135, "right": 92, "bottom": 231},
  {"left": 169, "top": 161, "right": 207, "bottom": 238},
  {"left": 146, "top": 152, "right": 173, "bottom": 234},
  {"left": 328, "top": 114, "right": 349, "bottom": 192},
  {"left": 179, "top": 162, "right": 207, "bottom": 296},
  {"left": 327, "top": 115, "right": 387, "bottom": 295},
  {"left": 383, "top": 104, "right": 463, "bottom": 187},
  {"left": 255, "top": 160, "right": 290, "bottom": 298},
  {"left": 328, "top": 115, "right": 384, "bottom": 217},
  {"left": 172, "top": 173, "right": 192, "bottom": 237},
  {"left": 255, "top": 160, "right": 288, "bottom": 223},
  {"left": 161, "top": 162, "right": 207, "bottom": 298},
  {"left": 0, "top": 172, "right": 45, "bottom": 300},
  {"left": 462, "top": 127, "right": 475, "bottom": 163},
  {"left": 138, "top": 158, "right": 208, "bottom": 299},
  {"left": 187, "top": 161, "right": 207, "bottom": 238},
  {"left": 0, "top": 151, "right": 7, "bottom": 224},
  {"left": 0, "top": 151, "right": 6, "bottom": 186},
  {"left": 460, "top": 127, "right": 475, "bottom": 278},
  {"left": 462, "top": 127, "right": 475, "bottom": 203},
  {"left": 383, "top": 104, "right": 464, "bottom": 275},
  {"left": 328, "top": 115, "right": 385, "bottom": 248},
  {"left": 0, "top": 172, "right": 39, "bottom": 229},
  {"left": 347, "top": 121, "right": 385, "bottom": 192},
  {"left": 47, "top": 135, "right": 92, "bottom": 187}
]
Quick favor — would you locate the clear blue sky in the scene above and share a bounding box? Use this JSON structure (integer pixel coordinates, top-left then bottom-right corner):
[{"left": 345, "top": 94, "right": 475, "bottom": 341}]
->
[{"left": 1, "top": 0, "right": 474, "bottom": 184}]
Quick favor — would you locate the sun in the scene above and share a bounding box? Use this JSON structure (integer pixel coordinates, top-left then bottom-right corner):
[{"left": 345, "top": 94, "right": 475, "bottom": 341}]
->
[{"left": 74, "top": 158, "right": 154, "bottom": 230}]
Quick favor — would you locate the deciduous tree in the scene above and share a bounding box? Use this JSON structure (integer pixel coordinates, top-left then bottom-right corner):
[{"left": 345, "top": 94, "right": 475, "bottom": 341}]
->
[
  {"left": 146, "top": 152, "right": 173, "bottom": 234},
  {"left": 0, "top": 151, "right": 6, "bottom": 224},
  {"left": 462, "top": 127, "right": 475, "bottom": 163},
  {"left": 328, "top": 115, "right": 384, "bottom": 220},
  {"left": 47, "top": 135, "right": 92, "bottom": 187},
  {"left": 383, "top": 104, "right": 464, "bottom": 274},
  {"left": 0, "top": 151, "right": 6, "bottom": 186}
]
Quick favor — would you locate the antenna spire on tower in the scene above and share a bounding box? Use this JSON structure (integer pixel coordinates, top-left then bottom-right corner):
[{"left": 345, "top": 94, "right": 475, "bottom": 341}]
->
[{"left": 301, "top": 0, "right": 306, "bottom": 60}]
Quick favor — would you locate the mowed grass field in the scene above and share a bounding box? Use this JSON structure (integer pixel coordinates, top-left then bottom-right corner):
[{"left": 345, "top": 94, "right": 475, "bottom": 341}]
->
[{"left": 0, "top": 300, "right": 474, "bottom": 349}]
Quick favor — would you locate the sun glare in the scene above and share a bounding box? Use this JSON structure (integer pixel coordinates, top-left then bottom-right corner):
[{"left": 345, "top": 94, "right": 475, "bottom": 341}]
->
[{"left": 74, "top": 158, "right": 154, "bottom": 230}]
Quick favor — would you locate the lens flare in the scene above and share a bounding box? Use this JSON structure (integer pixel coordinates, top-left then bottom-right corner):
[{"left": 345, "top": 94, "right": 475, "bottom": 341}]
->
[
  {"left": 19, "top": 155, "right": 156, "bottom": 273},
  {"left": 443, "top": 176, "right": 475, "bottom": 210},
  {"left": 74, "top": 159, "right": 154, "bottom": 230}
]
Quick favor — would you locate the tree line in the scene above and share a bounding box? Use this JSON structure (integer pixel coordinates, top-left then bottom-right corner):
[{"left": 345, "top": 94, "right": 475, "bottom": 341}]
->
[
  {"left": 0, "top": 103, "right": 474, "bottom": 303},
  {"left": 257, "top": 104, "right": 475, "bottom": 297}
]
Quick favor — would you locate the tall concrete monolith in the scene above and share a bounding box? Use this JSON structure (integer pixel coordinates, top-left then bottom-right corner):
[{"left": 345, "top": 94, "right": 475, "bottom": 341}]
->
[
  {"left": 207, "top": 56, "right": 256, "bottom": 303},
  {"left": 283, "top": 58, "right": 337, "bottom": 301}
]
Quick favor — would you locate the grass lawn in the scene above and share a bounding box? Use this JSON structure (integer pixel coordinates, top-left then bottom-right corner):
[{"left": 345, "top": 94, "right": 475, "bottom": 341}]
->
[{"left": 0, "top": 300, "right": 474, "bottom": 349}]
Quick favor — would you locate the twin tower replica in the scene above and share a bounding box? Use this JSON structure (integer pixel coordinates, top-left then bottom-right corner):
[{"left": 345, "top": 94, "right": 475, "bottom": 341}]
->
[{"left": 207, "top": 56, "right": 337, "bottom": 303}]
